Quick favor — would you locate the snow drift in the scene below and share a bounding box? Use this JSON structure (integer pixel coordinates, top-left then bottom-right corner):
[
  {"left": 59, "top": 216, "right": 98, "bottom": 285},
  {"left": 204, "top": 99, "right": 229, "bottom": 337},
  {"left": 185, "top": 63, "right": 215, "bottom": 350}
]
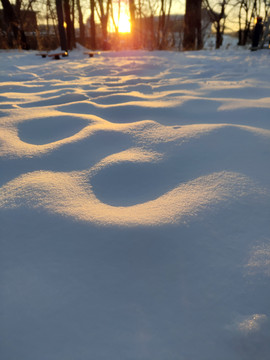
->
[{"left": 1, "top": 48, "right": 270, "bottom": 360}]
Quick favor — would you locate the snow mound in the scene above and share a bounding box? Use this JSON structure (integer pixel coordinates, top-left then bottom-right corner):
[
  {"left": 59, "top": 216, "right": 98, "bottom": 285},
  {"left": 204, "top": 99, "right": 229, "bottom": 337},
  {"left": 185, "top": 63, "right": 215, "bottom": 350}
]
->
[{"left": 1, "top": 49, "right": 270, "bottom": 360}]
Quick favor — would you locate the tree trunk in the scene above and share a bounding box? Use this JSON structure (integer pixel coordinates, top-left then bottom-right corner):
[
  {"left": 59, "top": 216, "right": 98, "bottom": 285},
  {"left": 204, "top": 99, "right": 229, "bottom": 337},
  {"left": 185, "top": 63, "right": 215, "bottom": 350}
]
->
[
  {"left": 216, "top": 23, "right": 223, "bottom": 48},
  {"left": 96, "top": 0, "right": 110, "bottom": 49},
  {"left": 76, "top": 0, "right": 85, "bottom": 45},
  {"left": 183, "top": 0, "right": 202, "bottom": 50},
  {"left": 129, "top": 0, "right": 136, "bottom": 48},
  {"left": 158, "top": 0, "right": 166, "bottom": 49},
  {"left": 90, "top": 0, "right": 96, "bottom": 49},
  {"left": 238, "top": 4, "right": 243, "bottom": 45},
  {"left": 150, "top": 14, "right": 155, "bottom": 50},
  {"left": 63, "top": 0, "right": 74, "bottom": 49},
  {"left": 71, "top": 0, "right": 76, "bottom": 47},
  {"left": 55, "top": 0, "right": 68, "bottom": 51},
  {"left": 100, "top": 14, "right": 108, "bottom": 48}
]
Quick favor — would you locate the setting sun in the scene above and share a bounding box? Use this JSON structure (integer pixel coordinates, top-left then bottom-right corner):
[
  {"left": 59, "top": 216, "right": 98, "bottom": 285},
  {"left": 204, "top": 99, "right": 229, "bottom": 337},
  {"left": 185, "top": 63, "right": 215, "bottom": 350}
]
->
[
  {"left": 118, "top": 12, "right": 131, "bottom": 33},
  {"left": 108, "top": 1, "right": 131, "bottom": 34}
]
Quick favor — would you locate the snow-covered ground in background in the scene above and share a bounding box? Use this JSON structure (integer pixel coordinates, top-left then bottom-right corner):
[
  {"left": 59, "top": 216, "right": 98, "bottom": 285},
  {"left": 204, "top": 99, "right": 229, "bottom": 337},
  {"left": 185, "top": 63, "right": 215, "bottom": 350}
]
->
[
  {"left": 0, "top": 48, "right": 270, "bottom": 360},
  {"left": 204, "top": 34, "right": 240, "bottom": 50}
]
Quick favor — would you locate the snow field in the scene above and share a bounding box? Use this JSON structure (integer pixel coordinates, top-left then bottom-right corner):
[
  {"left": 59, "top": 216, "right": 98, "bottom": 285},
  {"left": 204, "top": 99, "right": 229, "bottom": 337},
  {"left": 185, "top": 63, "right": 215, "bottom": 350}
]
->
[{"left": 1, "top": 48, "right": 270, "bottom": 360}]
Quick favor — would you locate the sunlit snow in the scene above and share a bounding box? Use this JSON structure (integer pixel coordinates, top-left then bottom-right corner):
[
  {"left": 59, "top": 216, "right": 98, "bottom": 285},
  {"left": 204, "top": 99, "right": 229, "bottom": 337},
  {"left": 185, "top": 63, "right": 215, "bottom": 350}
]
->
[{"left": 1, "top": 48, "right": 270, "bottom": 360}]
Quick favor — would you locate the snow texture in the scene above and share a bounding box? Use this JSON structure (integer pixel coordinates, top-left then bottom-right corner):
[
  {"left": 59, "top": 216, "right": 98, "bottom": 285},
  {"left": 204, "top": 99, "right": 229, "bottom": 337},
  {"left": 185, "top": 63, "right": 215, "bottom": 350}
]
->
[{"left": 1, "top": 47, "right": 270, "bottom": 360}]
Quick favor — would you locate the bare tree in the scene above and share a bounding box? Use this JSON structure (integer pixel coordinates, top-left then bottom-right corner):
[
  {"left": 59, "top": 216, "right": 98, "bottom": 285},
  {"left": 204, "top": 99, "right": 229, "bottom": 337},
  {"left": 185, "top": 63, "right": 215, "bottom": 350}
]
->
[
  {"left": 96, "top": 0, "right": 112, "bottom": 48},
  {"left": 262, "top": 0, "right": 270, "bottom": 19},
  {"left": 203, "top": 0, "right": 229, "bottom": 48},
  {"left": 42, "top": 0, "right": 59, "bottom": 49},
  {"left": 157, "top": 0, "right": 173, "bottom": 49},
  {"left": 110, "top": 0, "right": 121, "bottom": 33},
  {"left": 237, "top": 0, "right": 260, "bottom": 45},
  {"left": 144, "top": 0, "right": 159, "bottom": 49}
]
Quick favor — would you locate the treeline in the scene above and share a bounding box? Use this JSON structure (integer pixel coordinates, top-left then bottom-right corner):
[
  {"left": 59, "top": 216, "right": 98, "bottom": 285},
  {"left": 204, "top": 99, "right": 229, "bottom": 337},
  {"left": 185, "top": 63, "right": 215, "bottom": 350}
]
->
[{"left": 0, "top": 0, "right": 270, "bottom": 51}]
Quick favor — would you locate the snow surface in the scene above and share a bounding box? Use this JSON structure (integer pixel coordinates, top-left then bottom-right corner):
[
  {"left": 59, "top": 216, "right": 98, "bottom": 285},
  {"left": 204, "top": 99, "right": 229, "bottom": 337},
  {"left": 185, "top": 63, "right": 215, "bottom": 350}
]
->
[{"left": 0, "top": 48, "right": 270, "bottom": 360}]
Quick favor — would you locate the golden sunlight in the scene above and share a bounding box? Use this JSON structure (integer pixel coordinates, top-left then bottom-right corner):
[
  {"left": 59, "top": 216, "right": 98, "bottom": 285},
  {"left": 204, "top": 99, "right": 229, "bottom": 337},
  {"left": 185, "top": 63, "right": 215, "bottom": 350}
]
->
[
  {"left": 108, "top": 2, "right": 131, "bottom": 34},
  {"left": 118, "top": 12, "right": 131, "bottom": 33}
]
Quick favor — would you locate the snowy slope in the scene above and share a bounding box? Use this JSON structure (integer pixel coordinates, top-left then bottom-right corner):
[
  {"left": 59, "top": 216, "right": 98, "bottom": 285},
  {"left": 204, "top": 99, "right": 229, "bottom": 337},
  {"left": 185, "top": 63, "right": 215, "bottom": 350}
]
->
[{"left": 0, "top": 48, "right": 270, "bottom": 360}]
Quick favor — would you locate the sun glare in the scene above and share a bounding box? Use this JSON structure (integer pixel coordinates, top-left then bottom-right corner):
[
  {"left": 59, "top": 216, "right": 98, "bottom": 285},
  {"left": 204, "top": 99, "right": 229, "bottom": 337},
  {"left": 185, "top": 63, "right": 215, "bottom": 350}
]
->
[
  {"left": 118, "top": 12, "right": 131, "bottom": 33},
  {"left": 109, "top": 2, "right": 131, "bottom": 34}
]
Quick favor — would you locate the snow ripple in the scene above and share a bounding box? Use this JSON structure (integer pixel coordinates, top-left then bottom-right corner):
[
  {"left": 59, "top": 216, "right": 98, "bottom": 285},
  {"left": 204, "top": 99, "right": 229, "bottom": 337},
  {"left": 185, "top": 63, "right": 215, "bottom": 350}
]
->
[
  {"left": 0, "top": 50, "right": 270, "bottom": 227},
  {"left": 1, "top": 49, "right": 270, "bottom": 360}
]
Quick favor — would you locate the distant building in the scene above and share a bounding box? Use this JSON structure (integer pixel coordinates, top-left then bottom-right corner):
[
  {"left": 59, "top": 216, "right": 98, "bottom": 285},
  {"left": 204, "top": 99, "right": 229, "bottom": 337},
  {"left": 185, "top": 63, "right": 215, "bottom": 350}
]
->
[
  {"left": 0, "top": 7, "right": 37, "bottom": 48},
  {"left": 0, "top": 8, "right": 37, "bottom": 32}
]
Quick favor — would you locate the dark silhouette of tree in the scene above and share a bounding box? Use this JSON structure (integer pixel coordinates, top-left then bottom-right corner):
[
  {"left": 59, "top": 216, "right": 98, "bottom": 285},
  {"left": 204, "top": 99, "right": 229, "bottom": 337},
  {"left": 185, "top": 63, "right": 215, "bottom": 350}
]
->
[
  {"left": 70, "top": 0, "right": 76, "bottom": 47},
  {"left": 129, "top": 0, "right": 136, "bottom": 47},
  {"left": 55, "top": 0, "right": 68, "bottom": 51},
  {"left": 63, "top": 0, "right": 75, "bottom": 49},
  {"left": 76, "top": 0, "right": 85, "bottom": 45},
  {"left": 96, "top": 0, "right": 111, "bottom": 49},
  {"left": 237, "top": 0, "right": 260, "bottom": 45},
  {"left": 90, "top": 0, "right": 96, "bottom": 49},
  {"left": 183, "top": 0, "right": 203, "bottom": 50},
  {"left": 157, "top": 0, "right": 173, "bottom": 49},
  {"left": 203, "top": 0, "right": 228, "bottom": 48},
  {"left": 45, "top": 0, "right": 58, "bottom": 41}
]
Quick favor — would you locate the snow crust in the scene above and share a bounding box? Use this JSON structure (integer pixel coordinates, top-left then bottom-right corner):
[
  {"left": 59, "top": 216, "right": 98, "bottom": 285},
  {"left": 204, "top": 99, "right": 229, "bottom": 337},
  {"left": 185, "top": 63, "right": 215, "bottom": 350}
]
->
[{"left": 1, "top": 48, "right": 270, "bottom": 360}]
